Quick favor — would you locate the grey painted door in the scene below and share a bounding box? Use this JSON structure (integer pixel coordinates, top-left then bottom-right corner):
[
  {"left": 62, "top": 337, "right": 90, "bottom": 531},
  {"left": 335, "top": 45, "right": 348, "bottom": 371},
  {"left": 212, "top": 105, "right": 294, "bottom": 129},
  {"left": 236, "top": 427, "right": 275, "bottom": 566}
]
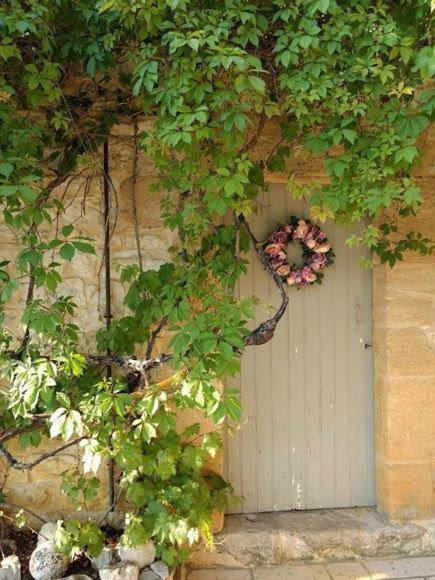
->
[{"left": 226, "top": 184, "right": 375, "bottom": 513}]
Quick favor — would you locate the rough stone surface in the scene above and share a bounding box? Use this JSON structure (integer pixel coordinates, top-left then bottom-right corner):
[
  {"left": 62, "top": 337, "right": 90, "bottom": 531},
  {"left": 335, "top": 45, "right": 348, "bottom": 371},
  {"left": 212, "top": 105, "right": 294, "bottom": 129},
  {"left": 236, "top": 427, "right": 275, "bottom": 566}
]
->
[
  {"left": 189, "top": 508, "right": 433, "bottom": 569},
  {"left": 252, "top": 565, "right": 330, "bottom": 579},
  {"left": 117, "top": 541, "right": 156, "bottom": 568},
  {"left": 150, "top": 561, "right": 170, "bottom": 579},
  {"left": 99, "top": 562, "right": 139, "bottom": 580},
  {"left": 188, "top": 571, "right": 252, "bottom": 580},
  {"left": 91, "top": 547, "right": 113, "bottom": 571},
  {"left": 28, "top": 541, "right": 68, "bottom": 580},
  {"left": 325, "top": 561, "right": 368, "bottom": 578},
  {"left": 0, "top": 554, "right": 21, "bottom": 580},
  {"left": 364, "top": 555, "right": 435, "bottom": 578},
  {"left": 188, "top": 555, "right": 435, "bottom": 579},
  {"left": 37, "top": 523, "right": 58, "bottom": 545}
]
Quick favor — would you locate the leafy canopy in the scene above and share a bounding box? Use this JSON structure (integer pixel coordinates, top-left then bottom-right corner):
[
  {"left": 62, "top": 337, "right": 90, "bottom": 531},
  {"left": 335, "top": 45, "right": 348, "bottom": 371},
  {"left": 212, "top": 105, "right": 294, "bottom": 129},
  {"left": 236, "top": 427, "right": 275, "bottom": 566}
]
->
[{"left": 0, "top": 0, "right": 433, "bottom": 565}]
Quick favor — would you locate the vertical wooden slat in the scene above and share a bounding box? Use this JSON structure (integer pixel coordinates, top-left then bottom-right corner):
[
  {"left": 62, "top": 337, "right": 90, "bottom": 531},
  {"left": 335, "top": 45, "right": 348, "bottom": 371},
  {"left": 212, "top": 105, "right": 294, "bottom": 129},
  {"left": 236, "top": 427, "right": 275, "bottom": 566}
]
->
[
  {"left": 304, "top": 267, "right": 322, "bottom": 508},
  {"left": 254, "top": 190, "right": 274, "bottom": 511},
  {"left": 332, "top": 225, "right": 351, "bottom": 507},
  {"left": 319, "top": 221, "right": 336, "bottom": 507},
  {"left": 288, "top": 195, "right": 307, "bottom": 510},
  {"left": 239, "top": 241, "right": 258, "bottom": 512},
  {"left": 349, "top": 241, "right": 368, "bottom": 505},
  {"left": 269, "top": 184, "right": 291, "bottom": 510}
]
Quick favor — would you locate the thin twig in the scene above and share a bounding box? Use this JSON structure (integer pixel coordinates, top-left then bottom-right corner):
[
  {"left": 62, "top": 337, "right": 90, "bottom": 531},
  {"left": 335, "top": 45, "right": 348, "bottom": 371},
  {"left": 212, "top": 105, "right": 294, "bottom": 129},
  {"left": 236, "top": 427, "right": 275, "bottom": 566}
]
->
[
  {"left": 131, "top": 121, "right": 143, "bottom": 270},
  {"left": 145, "top": 316, "right": 168, "bottom": 359},
  {"left": 0, "top": 437, "right": 84, "bottom": 470},
  {"left": 0, "top": 420, "right": 46, "bottom": 445},
  {"left": 0, "top": 503, "right": 48, "bottom": 526}
]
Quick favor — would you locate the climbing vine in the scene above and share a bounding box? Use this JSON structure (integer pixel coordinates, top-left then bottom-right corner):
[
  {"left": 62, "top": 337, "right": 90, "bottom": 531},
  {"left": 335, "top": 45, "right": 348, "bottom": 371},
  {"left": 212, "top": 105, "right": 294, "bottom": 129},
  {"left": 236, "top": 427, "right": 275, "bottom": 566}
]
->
[{"left": 0, "top": 0, "right": 433, "bottom": 567}]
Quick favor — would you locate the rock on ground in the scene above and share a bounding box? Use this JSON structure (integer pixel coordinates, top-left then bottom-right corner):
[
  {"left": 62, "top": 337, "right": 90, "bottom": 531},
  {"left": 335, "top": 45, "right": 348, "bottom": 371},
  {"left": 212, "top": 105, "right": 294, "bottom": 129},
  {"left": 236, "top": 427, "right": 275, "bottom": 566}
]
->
[
  {"left": 29, "top": 541, "right": 68, "bottom": 580},
  {"left": 0, "top": 554, "right": 21, "bottom": 580},
  {"left": 138, "top": 571, "right": 160, "bottom": 580},
  {"left": 56, "top": 576, "right": 93, "bottom": 580},
  {"left": 150, "top": 561, "right": 170, "bottom": 580},
  {"left": 99, "top": 562, "right": 139, "bottom": 580},
  {"left": 117, "top": 542, "right": 156, "bottom": 569},
  {"left": 37, "top": 524, "right": 58, "bottom": 546},
  {"left": 90, "top": 547, "right": 112, "bottom": 571}
]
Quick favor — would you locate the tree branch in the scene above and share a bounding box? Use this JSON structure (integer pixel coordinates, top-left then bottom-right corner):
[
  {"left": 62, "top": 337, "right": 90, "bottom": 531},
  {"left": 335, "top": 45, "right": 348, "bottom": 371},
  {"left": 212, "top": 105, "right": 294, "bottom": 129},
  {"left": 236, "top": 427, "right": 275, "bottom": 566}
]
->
[
  {"left": 0, "top": 420, "right": 46, "bottom": 445},
  {"left": 0, "top": 437, "right": 84, "bottom": 470},
  {"left": 238, "top": 214, "right": 289, "bottom": 346},
  {"left": 130, "top": 121, "right": 143, "bottom": 271},
  {"left": 241, "top": 110, "right": 267, "bottom": 154},
  {"left": 0, "top": 503, "right": 48, "bottom": 526},
  {"left": 146, "top": 317, "right": 168, "bottom": 359},
  {"left": 87, "top": 353, "right": 171, "bottom": 374}
]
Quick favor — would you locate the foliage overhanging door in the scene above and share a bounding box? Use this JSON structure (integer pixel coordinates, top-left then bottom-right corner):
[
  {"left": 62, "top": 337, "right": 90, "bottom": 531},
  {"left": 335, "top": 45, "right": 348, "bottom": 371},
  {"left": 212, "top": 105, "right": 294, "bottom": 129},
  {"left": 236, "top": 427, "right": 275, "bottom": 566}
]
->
[{"left": 226, "top": 184, "right": 375, "bottom": 513}]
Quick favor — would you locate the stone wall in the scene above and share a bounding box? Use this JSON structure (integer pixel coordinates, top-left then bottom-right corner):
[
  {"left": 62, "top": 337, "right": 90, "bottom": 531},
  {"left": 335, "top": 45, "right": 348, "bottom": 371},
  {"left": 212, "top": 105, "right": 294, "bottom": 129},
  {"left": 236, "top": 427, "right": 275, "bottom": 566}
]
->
[
  {"left": 1, "top": 120, "right": 433, "bottom": 524},
  {"left": 373, "top": 130, "right": 435, "bottom": 520}
]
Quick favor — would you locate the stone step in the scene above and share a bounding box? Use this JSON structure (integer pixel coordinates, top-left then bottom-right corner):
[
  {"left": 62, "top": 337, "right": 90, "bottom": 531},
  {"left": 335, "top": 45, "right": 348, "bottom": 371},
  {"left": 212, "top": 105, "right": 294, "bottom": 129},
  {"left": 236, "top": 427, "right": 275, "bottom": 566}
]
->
[
  {"left": 190, "top": 508, "right": 434, "bottom": 569},
  {"left": 188, "top": 555, "right": 435, "bottom": 579}
]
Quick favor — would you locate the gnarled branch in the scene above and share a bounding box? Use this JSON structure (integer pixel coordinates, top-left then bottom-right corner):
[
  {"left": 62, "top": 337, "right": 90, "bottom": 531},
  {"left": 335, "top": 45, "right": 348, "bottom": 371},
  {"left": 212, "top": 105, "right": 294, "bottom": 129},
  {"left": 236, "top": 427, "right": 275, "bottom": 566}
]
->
[
  {"left": 87, "top": 352, "right": 171, "bottom": 374},
  {"left": 238, "top": 214, "right": 289, "bottom": 346}
]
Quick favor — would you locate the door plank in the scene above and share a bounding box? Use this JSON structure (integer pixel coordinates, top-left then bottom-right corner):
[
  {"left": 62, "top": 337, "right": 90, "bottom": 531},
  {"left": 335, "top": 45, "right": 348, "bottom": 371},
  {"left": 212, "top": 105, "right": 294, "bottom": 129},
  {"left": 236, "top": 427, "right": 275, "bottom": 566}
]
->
[
  {"left": 319, "top": 221, "right": 337, "bottom": 507},
  {"left": 253, "top": 191, "right": 274, "bottom": 511},
  {"left": 269, "top": 185, "right": 291, "bottom": 510}
]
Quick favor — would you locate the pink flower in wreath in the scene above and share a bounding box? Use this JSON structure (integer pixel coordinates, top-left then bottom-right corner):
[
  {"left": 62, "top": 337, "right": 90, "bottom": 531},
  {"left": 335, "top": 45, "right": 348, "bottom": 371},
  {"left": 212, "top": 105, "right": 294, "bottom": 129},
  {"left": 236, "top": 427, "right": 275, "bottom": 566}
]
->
[
  {"left": 314, "top": 242, "right": 331, "bottom": 253},
  {"left": 305, "top": 237, "right": 317, "bottom": 250},
  {"left": 264, "top": 243, "right": 283, "bottom": 256},
  {"left": 301, "top": 266, "right": 316, "bottom": 283},
  {"left": 276, "top": 264, "right": 291, "bottom": 277},
  {"left": 310, "top": 225, "right": 321, "bottom": 239},
  {"left": 268, "top": 230, "right": 288, "bottom": 245},
  {"left": 282, "top": 223, "right": 293, "bottom": 235},
  {"left": 286, "top": 270, "right": 303, "bottom": 286},
  {"left": 316, "top": 230, "right": 327, "bottom": 242},
  {"left": 307, "top": 252, "right": 327, "bottom": 271},
  {"left": 293, "top": 219, "right": 309, "bottom": 240},
  {"left": 270, "top": 256, "right": 286, "bottom": 269}
]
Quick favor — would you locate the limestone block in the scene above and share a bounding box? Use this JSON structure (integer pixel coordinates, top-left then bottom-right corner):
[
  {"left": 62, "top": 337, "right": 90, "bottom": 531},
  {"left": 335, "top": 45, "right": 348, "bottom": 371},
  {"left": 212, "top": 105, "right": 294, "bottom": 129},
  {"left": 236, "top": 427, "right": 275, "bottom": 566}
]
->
[
  {"left": 374, "top": 327, "right": 434, "bottom": 379},
  {"left": 376, "top": 460, "right": 433, "bottom": 520}
]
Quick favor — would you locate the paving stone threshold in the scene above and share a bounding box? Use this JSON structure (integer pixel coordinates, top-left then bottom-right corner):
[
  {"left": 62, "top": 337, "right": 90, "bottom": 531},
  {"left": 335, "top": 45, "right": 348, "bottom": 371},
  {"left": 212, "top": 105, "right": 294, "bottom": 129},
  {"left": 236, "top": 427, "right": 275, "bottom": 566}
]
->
[
  {"left": 189, "top": 508, "right": 434, "bottom": 570},
  {"left": 188, "top": 555, "right": 435, "bottom": 579}
]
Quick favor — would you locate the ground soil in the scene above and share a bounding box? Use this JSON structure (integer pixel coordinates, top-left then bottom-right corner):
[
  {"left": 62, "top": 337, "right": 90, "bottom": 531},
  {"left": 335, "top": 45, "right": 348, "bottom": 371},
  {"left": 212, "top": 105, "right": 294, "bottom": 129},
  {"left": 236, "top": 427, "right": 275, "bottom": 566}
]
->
[{"left": 3, "top": 524, "right": 121, "bottom": 579}]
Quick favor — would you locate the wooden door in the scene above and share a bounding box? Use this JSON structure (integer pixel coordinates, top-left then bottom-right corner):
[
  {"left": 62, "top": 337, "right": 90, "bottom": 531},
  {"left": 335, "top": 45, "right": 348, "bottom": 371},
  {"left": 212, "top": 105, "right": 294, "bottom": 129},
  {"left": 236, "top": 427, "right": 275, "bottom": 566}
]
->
[{"left": 226, "top": 184, "right": 375, "bottom": 513}]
